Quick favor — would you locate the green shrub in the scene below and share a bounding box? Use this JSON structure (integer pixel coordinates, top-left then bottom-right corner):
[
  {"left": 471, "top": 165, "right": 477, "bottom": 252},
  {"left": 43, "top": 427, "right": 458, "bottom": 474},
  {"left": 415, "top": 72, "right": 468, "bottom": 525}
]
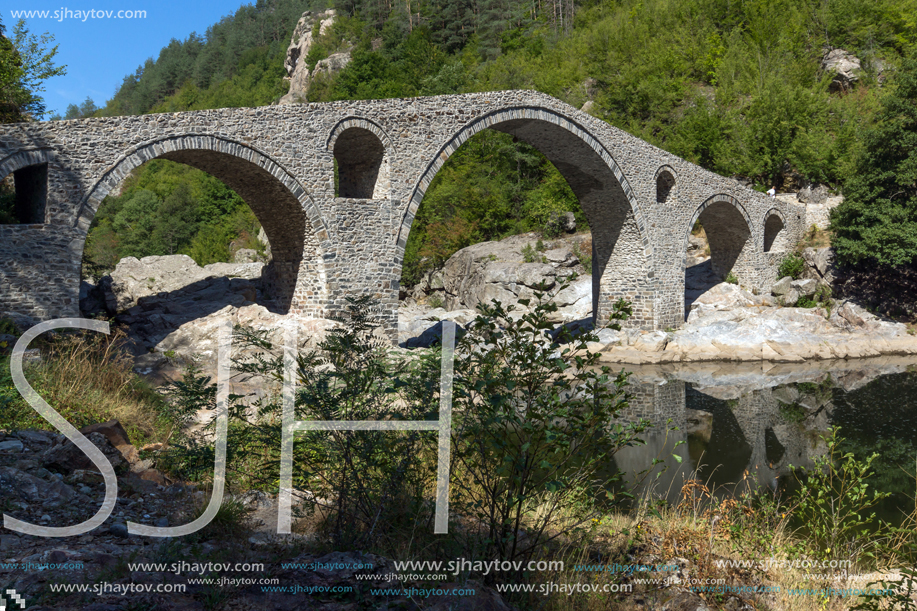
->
[
  {"left": 159, "top": 296, "right": 438, "bottom": 550},
  {"left": 521, "top": 243, "right": 545, "bottom": 263},
  {"left": 814, "top": 284, "right": 832, "bottom": 303},
  {"left": 790, "top": 427, "right": 889, "bottom": 560},
  {"left": 778, "top": 253, "right": 806, "bottom": 279},
  {"left": 427, "top": 292, "right": 445, "bottom": 309},
  {"left": 157, "top": 282, "right": 644, "bottom": 563},
  {"left": 0, "top": 317, "right": 19, "bottom": 337},
  {"left": 449, "top": 277, "right": 645, "bottom": 571},
  {"left": 725, "top": 272, "right": 738, "bottom": 285}
]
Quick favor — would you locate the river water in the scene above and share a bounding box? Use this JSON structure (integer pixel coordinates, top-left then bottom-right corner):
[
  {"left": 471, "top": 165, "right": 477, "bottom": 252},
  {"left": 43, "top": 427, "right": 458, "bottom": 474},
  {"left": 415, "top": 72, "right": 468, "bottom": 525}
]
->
[{"left": 611, "top": 357, "right": 917, "bottom": 523}]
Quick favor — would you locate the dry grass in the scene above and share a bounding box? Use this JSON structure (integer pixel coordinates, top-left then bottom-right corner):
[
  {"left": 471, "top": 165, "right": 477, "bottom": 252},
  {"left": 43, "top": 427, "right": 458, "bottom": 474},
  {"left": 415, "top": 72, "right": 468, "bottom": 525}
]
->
[
  {"left": 529, "top": 469, "right": 893, "bottom": 611},
  {"left": 2, "top": 326, "right": 170, "bottom": 445},
  {"left": 796, "top": 224, "right": 833, "bottom": 251}
]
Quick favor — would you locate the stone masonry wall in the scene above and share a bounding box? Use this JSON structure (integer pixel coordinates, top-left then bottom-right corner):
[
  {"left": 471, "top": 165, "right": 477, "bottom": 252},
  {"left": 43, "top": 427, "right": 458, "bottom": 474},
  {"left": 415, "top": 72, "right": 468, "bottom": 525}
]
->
[{"left": 0, "top": 91, "right": 806, "bottom": 339}]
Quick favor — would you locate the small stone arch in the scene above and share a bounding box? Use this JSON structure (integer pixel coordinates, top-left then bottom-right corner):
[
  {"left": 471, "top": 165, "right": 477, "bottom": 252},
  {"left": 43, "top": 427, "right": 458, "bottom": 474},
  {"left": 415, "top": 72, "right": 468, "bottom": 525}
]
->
[
  {"left": 326, "top": 117, "right": 393, "bottom": 199},
  {"left": 654, "top": 165, "right": 676, "bottom": 204},
  {"left": 397, "top": 106, "right": 655, "bottom": 329},
  {"left": 684, "top": 194, "right": 759, "bottom": 288},
  {"left": 763, "top": 208, "right": 788, "bottom": 252},
  {"left": 76, "top": 134, "right": 330, "bottom": 316},
  {"left": 0, "top": 149, "right": 55, "bottom": 224}
]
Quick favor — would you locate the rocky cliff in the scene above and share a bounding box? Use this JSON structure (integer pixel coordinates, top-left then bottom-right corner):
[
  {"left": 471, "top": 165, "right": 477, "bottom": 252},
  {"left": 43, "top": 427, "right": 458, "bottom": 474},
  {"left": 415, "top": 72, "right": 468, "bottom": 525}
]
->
[{"left": 278, "top": 10, "right": 351, "bottom": 104}]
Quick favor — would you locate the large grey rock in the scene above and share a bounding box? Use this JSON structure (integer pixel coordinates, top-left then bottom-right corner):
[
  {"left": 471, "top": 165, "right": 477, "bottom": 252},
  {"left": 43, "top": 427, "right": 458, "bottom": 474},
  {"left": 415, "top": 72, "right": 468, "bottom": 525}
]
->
[
  {"left": 797, "top": 184, "right": 829, "bottom": 205},
  {"left": 802, "top": 247, "right": 838, "bottom": 287},
  {"left": 0, "top": 439, "right": 24, "bottom": 452},
  {"left": 790, "top": 278, "right": 817, "bottom": 297},
  {"left": 0, "top": 466, "right": 88, "bottom": 508},
  {"left": 632, "top": 331, "right": 668, "bottom": 352},
  {"left": 313, "top": 51, "right": 351, "bottom": 78},
  {"left": 822, "top": 48, "right": 862, "bottom": 92},
  {"left": 687, "top": 283, "right": 756, "bottom": 322},
  {"left": 834, "top": 300, "right": 868, "bottom": 328},
  {"left": 772, "top": 276, "right": 793, "bottom": 296},
  {"left": 154, "top": 304, "right": 336, "bottom": 370},
  {"left": 101, "top": 255, "right": 264, "bottom": 314},
  {"left": 781, "top": 288, "right": 801, "bottom": 306},
  {"left": 42, "top": 431, "right": 126, "bottom": 473},
  {"left": 439, "top": 233, "right": 586, "bottom": 316},
  {"left": 399, "top": 234, "right": 593, "bottom": 345}
]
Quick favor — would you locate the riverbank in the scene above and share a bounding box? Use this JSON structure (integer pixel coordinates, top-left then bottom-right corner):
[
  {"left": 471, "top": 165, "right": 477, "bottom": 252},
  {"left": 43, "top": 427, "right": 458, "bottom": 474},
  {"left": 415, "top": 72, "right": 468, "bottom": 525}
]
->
[{"left": 595, "top": 296, "right": 917, "bottom": 364}]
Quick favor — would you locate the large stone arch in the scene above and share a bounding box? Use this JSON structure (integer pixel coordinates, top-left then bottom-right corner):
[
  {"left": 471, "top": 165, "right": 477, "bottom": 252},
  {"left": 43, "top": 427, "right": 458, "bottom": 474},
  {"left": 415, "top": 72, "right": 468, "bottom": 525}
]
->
[
  {"left": 75, "top": 135, "right": 330, "bottom": 316},
  {"left": 395, "top": 106, "right": 656, "bottom": 328},
  {"left": 684, "top": 194, "right": 759, "bottom": 282}
]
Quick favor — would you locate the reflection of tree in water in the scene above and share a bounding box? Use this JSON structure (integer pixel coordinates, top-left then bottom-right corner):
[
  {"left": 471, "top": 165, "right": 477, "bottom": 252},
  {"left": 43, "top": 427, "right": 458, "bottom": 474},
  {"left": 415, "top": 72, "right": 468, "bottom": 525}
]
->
[
  {"left": 685, "top": 387, "right": 752, "bottom": 491},
  {"left": 829, "top": 370, "right": 917, "bottom": 522}
]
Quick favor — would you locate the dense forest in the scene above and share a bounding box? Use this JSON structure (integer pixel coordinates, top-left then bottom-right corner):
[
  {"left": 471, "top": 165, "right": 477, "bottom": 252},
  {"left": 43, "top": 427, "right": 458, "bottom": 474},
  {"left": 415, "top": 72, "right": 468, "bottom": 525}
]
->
[{"left": 10, "top": 0, "right": 917, "bottom": 288}]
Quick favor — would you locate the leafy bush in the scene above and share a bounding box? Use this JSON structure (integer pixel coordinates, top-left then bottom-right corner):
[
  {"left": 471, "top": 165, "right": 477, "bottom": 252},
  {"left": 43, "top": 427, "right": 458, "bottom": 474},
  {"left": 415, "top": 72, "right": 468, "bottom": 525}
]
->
[
  {"left": 725, "top": 271, "right": 738, "bottom": 284},
  {"left": 778, "top": 253, "right": 806, "bottom": 279},
  {"left": 790, "top": 427, "right": 889, "bottom": 560},
  {"left": 449, "top": 278, "right": 647, "bottom": 569},
  {"left": 521, "top": 242, "right": 543, "bottom": 263},
  {"left": 157, "top": 284, "right": 646, "bottom": 564},
  {"left": 159, "top": 295, "right": 438, "bottom": 550}
]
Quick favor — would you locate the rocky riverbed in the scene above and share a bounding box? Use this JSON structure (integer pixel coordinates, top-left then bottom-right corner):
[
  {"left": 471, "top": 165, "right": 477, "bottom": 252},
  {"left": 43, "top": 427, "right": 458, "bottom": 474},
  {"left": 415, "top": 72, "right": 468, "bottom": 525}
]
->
[
  {"left": 13, "top": 231, "right": 903, "bottom": 381},
  {"left": 399, "top": 232, "right": 917, "bottom": 363},
  {"left": 0, "top": 423, "right": 512, "bottom": 611}
]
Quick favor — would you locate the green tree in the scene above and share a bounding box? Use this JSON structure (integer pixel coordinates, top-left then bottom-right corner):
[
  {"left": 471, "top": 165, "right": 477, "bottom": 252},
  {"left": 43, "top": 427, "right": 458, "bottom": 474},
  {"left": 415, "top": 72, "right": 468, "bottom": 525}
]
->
[
  {"left": 831, "top": 53, "right": 917, "bottom": 267},
  {"left": 185, "top": 224, "right": 232, "bottom": 265},
  {"left": 151, "top": 184, "right": 200, "bottom": 255},
  {"left": 2, "top": 19, "right": 66, "bottom": 120},
  {"left": 0, "top": 18, "right": 29, "bottom": 123},
  {"left": 111, "top": 189, "right": 163, "bottom": 258},
  {"left": 450, "top": 280, "right": 642, "bottom": 569},
  {"left": 62, "top": 96, "right": 99, "bottom": 120}
]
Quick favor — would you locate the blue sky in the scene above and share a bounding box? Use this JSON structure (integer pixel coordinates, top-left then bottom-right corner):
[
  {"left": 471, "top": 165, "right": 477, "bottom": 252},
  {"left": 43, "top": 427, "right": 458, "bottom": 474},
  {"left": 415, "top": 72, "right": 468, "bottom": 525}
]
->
[{"left": 3, "top": 1, "right": 251, "bottom": 117}]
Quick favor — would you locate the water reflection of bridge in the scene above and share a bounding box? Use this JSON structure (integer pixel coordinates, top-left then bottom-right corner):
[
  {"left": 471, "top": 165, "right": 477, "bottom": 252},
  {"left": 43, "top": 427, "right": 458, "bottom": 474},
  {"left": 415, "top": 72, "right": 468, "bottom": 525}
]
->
[{"left": 609, "top": 357, "right": 917, "bottom": 504}]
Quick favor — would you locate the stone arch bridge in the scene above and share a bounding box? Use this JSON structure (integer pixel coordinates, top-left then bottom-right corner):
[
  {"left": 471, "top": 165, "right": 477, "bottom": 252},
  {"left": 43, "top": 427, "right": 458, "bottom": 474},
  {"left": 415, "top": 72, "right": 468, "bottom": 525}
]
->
[{"left": 0, "top": 91, "right": 807, "bottom": 338}]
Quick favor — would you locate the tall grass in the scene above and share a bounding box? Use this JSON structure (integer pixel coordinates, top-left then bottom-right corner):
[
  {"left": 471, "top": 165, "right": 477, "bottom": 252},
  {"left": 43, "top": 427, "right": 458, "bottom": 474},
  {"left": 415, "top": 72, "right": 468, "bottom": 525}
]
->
[{"left": 0, "top": 325, "right": 170, "bottom": 445}]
